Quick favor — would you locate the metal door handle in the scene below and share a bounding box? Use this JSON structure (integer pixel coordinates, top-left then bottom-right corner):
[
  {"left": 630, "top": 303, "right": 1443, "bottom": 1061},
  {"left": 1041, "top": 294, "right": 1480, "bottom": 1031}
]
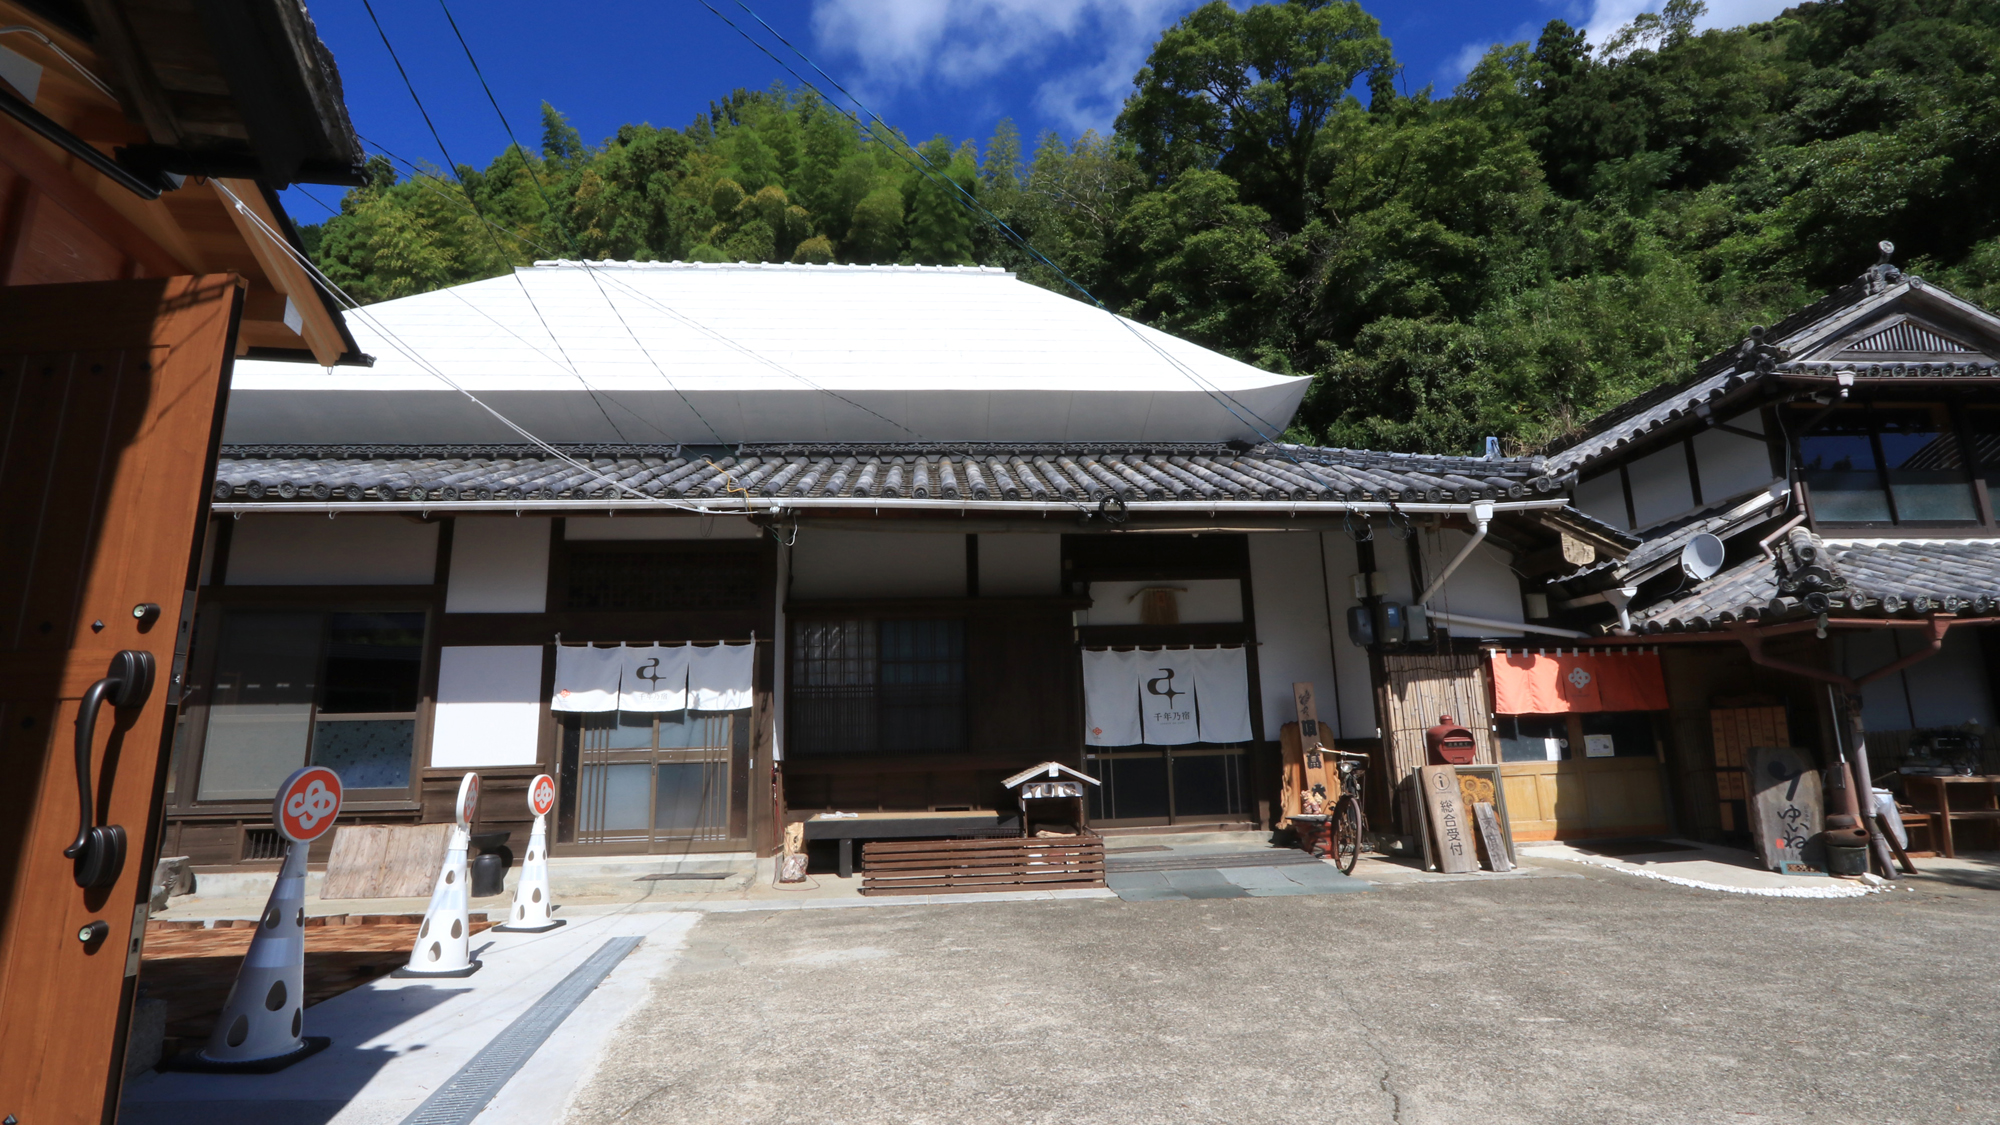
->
[{"left": 64, "top": 650, "right": 153, "bottom": 889}]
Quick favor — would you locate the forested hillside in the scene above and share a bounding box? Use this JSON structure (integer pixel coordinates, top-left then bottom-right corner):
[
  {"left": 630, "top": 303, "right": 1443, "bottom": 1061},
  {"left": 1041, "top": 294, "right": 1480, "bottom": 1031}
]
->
[{"left": 300, "top": 0, "right": 2000, "bottom": 454}]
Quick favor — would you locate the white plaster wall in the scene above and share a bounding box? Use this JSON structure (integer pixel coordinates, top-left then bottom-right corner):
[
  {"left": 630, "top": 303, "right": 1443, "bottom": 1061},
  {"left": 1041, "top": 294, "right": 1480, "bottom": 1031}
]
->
[
  {"left": 1854, "top": 628, "right": 1995, "bottom": 730},
  {"left": 1629, "top": 444, "right": 1696, "bottom": 528},
  {"left": 1574, "top": 471, "right": 1629, "bottom": 531},
  {"left": 1317, "top": 532, "right": 1380, "bottom": 740},
  {"left": 430, "top": 645, "right": 544, "bottom": 767},
  {"left": 1421, "top": 530, "right": 1526, "bottom": 636},
  {"left": 1693, "top": 413, "right": 1776, "bottom": 504},
  {"left": 1247, "top": 534, "right": 1339, "bottom": 742},
  {"left": 1083, "top": 579, "right": 1242, "bottom": 624},
  {"left": 565, "top": 515, "right": 762, "bottom": 540},
  {"left": 789, "top": 528, "right": 965, "bottom": 599},
  {"left": 977, "top": 533, "right": 1061, "bottom": 596},
  {"left": 226, "top": 514, "right": 438, "bottom": 585},
  {"left": 446, "top": 518, "right": 551, "bottom": 612}
]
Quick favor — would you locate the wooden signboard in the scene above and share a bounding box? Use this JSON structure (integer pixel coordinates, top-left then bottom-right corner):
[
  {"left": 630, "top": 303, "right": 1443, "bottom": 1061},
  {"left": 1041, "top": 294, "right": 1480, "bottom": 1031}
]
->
[
  {"left": 1292, "top": 683, "right": 1336, "bottom": 815},
  {"left": 1418, "top": 765, "right": 1478, "bottom": 873},
  {"left": 1473, "top": 803, "right": 1513, "bottom": 872},
  {"left": 1747, "top": 746, "right": 1824, "bottom": 874}
]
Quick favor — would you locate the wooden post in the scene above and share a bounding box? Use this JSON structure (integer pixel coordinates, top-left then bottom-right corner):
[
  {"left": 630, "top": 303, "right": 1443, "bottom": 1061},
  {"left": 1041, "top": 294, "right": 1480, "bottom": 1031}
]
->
[{"left": 1841, "top": 691, "right": 1900, "bottom": 879}]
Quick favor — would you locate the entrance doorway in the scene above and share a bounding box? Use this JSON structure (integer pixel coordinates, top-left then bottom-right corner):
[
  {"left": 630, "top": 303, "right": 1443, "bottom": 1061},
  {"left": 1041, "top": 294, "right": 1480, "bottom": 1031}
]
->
[
  {"left": 1086, "top": 746, "right": 1249, "bottom": 826},
  {"left": 560, "top": 710, "right": 747, "bottom": 852}
]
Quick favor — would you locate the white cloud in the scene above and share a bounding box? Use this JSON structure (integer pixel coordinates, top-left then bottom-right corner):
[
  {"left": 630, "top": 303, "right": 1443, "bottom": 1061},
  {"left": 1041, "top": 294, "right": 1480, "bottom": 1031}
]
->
[
  {"left": 1582, "top": 0, "right": 1792, "bottom": 50},
  {"left": 810, "top": 0, "right": 1194, "bottom": 135}
]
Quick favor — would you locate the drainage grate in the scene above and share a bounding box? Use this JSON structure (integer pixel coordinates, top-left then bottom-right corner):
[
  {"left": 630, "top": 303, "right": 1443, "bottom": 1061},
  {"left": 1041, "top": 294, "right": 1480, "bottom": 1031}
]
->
[
  {"left": 1106, "top": 850, "right": 1325, "bottom": 873},
  {"left": 397, "top": 936, "right": 642, "bottom": 1125}
]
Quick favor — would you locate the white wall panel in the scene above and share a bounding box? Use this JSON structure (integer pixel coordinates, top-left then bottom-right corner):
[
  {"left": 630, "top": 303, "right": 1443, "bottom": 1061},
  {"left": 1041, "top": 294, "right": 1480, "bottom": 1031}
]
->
[
  {"left": 789, "top": 528, "right": 965, "bottom": 599},
  {"left": 226, "top": 514, "right": 438, "bottom": 585},
  {"left": 565, "top": 515, "right": 761, "bottom": 540},
  {"left": 977, "top": 533, "right": 1061, "bottom": 596},
  {"left": 1083, "top": 579, "right": 1242, "bottom": 624},
  {"left": 1906, "top": 628, "right": 1995, "bottom": 728},
  {"left": 446, "top": 518, "right": 551, "bottom": 612},
  {"left": 1422, "top": 530, "right": 1526, "bottom": 635},
  {"left": 1318, "top": 533, "right": 1380, "bottom": 739},
  {"left": 430, "top": 645, "right": 544, "bottom": 767},
  {"left": 1628, "top": 444, "right": 1696, "bottom": 528},
  {"left": 1574, "top": 471, "right": 1629, "bottom": 531},
  {"left": 1247, "top": 534, "right": 1338, "bottom": 742},
  {"left": 1693, "top": 415, "right": 1777, "bottom": 504}
]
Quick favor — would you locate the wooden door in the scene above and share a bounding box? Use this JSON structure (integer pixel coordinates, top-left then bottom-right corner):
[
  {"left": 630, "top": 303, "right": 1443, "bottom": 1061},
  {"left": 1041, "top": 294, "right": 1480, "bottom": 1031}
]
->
[{"left": 0, "top": 276, "right": 242, "bottom": 1123}]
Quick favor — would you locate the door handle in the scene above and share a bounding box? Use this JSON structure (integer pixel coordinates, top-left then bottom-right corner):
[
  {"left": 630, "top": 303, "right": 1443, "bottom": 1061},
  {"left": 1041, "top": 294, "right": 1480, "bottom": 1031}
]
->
[{"left": 64, "top": 650, "right": 154, "bottom": 889}]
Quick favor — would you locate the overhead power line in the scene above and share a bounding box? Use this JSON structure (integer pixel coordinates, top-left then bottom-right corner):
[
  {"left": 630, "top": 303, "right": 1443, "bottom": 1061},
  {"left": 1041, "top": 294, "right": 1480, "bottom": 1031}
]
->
[{"left": 695, "top": 1, "right": 1330, "bottom": 490}]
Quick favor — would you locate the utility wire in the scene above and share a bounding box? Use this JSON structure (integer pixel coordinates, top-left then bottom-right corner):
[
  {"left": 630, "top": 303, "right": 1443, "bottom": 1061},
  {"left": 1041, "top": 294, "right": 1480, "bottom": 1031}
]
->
[
  {"left": 705, "top": 0, "right": 1317, "bottom": 474},
  {"left": 357, "top": 0, "right": 640, "bottom": 444},
  {"left": 211, "top": 178, "right": 726, "bottom": 514},
  {"left": 415, "top": 2, "right": 1096, "bottom": 512},
  {"left": 432, "top": 0, "right": 728, "bottom": 446}
]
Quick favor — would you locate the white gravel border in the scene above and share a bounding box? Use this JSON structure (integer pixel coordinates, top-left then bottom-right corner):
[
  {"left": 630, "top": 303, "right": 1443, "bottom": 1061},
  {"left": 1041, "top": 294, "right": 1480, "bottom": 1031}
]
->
[{"left": 1558, "top": 854, "right": 1892, "bottom": 898}]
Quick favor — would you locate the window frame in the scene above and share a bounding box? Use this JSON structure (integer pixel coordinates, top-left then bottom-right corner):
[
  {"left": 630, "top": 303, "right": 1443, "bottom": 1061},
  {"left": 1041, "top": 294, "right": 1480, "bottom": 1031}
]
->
[
  {"left": 166, "top": 595, "right": 436, "bottom": 816},
  {"left": 784, "top": 612, "right": 970, "bottom": 758},
  {"left": 1792, "top": 401, "right": 1990, "bottom": 530}
]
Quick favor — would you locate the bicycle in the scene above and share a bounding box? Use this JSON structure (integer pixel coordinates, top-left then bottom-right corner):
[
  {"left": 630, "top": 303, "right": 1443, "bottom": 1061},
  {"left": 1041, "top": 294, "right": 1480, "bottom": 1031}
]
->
[{"left": 1328, "top": 749, "right": 1370, "bottom": 875}]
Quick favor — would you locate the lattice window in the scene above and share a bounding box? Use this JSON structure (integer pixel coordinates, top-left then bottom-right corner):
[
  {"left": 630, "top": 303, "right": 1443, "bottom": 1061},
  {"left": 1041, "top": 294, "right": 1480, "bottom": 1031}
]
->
[
  {"left": 563, "top": 549, "right": 760, "bottom": 611},
  {"left": 789, "top": 618, "right": 964, "bottom": 755}
]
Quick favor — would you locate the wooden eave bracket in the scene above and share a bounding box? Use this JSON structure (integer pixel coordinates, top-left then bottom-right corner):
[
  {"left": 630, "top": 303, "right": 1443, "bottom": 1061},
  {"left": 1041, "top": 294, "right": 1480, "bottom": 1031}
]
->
[{"left": 209, "top": 177, "right": 343, "bottom": 365}]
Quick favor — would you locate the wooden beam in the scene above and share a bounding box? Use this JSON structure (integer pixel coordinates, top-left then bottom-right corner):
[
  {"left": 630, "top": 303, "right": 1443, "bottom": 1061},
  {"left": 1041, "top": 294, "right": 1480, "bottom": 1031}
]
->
[
  {"left": 0, "top": 112, "right": 181, "bottom": 276},
  {"left": 72, "top": 0, "right": 185, "bottom": 145},
  {"left": 210, "top": 177, "right": 343, "bottom": 365}
]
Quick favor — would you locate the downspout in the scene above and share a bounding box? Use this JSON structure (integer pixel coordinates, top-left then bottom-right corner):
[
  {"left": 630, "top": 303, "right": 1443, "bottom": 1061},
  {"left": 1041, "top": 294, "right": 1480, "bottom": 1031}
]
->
[
  {"left": 1730, "top": 616, "right": 1955, "bottom": 878},
  {"left": 1417, "top": 502, "right": 1493, "bottom": 606}
]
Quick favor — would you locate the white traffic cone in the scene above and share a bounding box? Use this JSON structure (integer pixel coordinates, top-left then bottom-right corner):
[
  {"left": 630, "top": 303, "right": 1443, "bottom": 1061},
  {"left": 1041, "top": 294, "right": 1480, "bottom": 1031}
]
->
[
  {"left": 396, "top": 772, "right": 482, "bottom": 978},
  {"left": 175, "top": 767, "right": 341, "bottom": 1072},
  {"left": 495, "top": 773, "right": 563, "bottom": 933}
]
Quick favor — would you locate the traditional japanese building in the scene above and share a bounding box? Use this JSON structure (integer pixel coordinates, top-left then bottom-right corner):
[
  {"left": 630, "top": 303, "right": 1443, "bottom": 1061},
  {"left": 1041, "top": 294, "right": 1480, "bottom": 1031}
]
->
[{"left": 165, "top": 250, "right": 2000, "bottom": 872}]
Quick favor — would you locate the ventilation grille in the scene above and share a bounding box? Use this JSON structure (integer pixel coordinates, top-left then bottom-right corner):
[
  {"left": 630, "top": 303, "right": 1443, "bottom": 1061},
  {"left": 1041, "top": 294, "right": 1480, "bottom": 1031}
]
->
[
  {"left": 241, "top": 827, "right": 285, "bottom": 861},
  {"left": 1840, "top": 321, "right": 1979, "bottom": 354}
]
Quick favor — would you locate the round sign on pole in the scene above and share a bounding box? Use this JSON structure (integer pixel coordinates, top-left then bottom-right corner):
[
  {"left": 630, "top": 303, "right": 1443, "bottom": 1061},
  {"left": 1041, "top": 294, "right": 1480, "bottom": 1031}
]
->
[
  {"left": 455, "top": 772, "right": 480, "bottom": 829},
  {"left": 273, "top": 767, "right": 343, "bottom": 843},
  {"left": 528, "top": 774, "right": 556, "bottom": 818}
]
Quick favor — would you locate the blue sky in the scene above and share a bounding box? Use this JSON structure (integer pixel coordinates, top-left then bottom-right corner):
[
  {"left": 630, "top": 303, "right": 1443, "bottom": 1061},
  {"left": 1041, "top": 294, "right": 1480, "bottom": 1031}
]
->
[{"left": 282, "top": 0, "right": 1791, "bottom": 223}]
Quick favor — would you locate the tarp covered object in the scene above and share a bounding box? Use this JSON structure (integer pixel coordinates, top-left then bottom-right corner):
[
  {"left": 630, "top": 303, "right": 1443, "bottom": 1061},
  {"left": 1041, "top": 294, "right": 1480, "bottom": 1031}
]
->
[{"left": 1489, "top": 651, "right": 1669, "bottom": 715}]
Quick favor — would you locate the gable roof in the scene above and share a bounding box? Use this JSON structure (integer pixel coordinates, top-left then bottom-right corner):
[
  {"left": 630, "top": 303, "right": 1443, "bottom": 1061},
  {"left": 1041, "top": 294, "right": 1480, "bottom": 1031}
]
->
[
  {"left": 222, "top": 261, "right": 1313, "bottom": 447},
  {"left": 1544, "top": 262, "right": 2000, "bottom": 477}
]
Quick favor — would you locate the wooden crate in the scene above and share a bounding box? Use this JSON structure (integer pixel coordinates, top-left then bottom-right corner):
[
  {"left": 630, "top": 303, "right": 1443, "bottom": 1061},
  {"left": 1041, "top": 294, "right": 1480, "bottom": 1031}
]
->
[
  {"left": 860, "top": 835, "right": 1105, "bottom": 896},
  {"left": 1710, "top": 705, "right": 1788, "bottom": 832}
]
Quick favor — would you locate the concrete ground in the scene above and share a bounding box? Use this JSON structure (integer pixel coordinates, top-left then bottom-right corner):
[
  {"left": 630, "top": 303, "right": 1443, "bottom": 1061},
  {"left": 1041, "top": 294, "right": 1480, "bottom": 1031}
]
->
[{"left": 561, "top": 852, "right": 2000, "bottom": 1125}]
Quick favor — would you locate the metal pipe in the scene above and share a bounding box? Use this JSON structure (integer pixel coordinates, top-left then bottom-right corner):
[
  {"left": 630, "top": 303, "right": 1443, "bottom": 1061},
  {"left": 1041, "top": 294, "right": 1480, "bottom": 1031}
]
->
[
  {"left": 0, "top": 84, "right": 162, "bottom": 199},
  {"left": 1427, "top": 609, "right": 1589, "bottom": 640},
  {"left": 1418, "top": 502, "right": 1493, "bottom": 605}
]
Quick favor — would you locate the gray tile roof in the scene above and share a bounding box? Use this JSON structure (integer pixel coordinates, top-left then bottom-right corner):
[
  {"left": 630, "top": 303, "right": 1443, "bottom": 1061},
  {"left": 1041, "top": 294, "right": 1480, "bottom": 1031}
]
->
[
  {"left": 1543, "top": 270, "right": 2000, "bottom": 476},
  {"left": 210, "top": 443, "right": 1568, "bottom": 506},
  {"left": 1630, "top": 530, "right": 2000, "bottom": 633}
]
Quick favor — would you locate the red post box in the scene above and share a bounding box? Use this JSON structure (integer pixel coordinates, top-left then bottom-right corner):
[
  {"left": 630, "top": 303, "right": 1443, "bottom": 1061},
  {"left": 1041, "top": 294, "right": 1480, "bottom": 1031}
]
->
[{"left": 1426, "top": 714, "right": 1478, "bottom": 766}]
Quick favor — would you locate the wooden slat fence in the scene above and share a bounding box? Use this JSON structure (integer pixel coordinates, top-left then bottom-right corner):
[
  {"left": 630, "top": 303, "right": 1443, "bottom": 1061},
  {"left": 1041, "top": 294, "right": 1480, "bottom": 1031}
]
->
[
  {"left": 860, "top": 836, "right": 1105, "bottom": 896},
  {"left": 1378, "top": 653, "right": 1496, "bottom": 789}
]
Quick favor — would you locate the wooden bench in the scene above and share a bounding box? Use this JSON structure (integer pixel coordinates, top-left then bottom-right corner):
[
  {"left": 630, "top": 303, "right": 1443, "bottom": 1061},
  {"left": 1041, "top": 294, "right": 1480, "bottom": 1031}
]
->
[{"left": 860, "top": 835, "right": 1105, "bottom": 896}]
